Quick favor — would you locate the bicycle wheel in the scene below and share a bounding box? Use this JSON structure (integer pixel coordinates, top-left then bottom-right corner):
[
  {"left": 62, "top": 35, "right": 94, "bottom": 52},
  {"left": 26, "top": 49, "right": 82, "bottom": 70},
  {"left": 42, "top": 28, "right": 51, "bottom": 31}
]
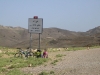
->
[
  {"left": 14, "top": 53, "right": 23, "bottom": 58},
  {"left": 27, "top": 52, "right": 34, "bottom": 58}
]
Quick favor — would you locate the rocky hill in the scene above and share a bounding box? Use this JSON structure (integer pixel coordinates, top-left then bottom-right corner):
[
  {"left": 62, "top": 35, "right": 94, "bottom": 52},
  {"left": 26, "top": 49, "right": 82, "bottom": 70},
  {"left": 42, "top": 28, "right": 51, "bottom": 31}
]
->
[
  {"left": 0, "top": 25, "right": 100, "bottom": 49},
  {"left": 87, "top": 26, "right": 100, "bottom": 34}
]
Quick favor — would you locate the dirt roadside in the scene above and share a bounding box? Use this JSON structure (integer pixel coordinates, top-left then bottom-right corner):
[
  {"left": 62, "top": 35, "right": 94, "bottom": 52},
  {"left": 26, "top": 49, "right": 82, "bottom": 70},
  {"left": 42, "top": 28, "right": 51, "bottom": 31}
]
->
[{"left": 21, "top": 48, "right": 100, "bottom": 75}]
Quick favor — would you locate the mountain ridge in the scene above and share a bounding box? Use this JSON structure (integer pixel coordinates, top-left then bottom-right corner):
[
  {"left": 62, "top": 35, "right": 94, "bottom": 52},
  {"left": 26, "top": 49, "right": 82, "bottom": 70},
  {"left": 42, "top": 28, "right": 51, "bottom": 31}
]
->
[{"left": 0, "top": 25, "right": 100, "bottom": 48}]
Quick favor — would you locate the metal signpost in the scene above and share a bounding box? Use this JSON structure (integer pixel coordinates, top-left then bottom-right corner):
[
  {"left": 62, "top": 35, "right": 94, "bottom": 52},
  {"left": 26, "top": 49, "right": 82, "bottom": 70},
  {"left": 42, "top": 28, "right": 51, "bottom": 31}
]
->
[{"left": 28, "top": 16, "right": 43, "bottom": 50}]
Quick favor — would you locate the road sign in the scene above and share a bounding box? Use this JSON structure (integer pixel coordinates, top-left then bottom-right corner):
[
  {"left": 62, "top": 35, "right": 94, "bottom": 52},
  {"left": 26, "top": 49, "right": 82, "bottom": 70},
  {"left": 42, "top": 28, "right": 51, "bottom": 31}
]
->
[{"left": 28, "top": 18, "right": 43, "bottom": 33}]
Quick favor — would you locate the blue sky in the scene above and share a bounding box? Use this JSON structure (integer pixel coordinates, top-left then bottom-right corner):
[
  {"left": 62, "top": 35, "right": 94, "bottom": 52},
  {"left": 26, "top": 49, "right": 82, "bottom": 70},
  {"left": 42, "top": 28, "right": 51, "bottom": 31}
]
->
[{"left": 0, "top": 0, "right": 100, "bottom": 32}]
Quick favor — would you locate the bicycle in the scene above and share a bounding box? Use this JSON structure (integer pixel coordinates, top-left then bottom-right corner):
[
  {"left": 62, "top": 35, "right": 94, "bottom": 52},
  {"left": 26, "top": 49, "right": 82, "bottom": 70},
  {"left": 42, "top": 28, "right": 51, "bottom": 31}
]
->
[{"left": 14, "top": 48, "right": 34, "bottom": 58}]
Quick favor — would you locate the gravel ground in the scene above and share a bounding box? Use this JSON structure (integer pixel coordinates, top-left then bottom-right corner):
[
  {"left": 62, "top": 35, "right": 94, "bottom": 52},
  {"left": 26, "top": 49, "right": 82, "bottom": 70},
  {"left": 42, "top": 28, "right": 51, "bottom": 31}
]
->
[{"left": 21, "top": 48, "right": 100, "bottom": 75}]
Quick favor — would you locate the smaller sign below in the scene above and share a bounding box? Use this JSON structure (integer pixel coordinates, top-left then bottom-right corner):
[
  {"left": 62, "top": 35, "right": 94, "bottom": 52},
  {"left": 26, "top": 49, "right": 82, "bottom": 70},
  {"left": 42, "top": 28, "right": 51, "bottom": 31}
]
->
[{"left": 28, "top": 18, "right": 43, "bottom": 33}]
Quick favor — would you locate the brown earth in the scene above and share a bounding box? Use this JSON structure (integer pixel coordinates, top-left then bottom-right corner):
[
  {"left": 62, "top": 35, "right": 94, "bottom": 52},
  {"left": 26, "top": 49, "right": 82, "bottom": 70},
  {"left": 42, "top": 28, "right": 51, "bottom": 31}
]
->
[
  {"left": 21, "top": 48, "right": 100, "bottom": 75},
  {"left": 0, "top": 25, "right": 100, "bottom": 48}
]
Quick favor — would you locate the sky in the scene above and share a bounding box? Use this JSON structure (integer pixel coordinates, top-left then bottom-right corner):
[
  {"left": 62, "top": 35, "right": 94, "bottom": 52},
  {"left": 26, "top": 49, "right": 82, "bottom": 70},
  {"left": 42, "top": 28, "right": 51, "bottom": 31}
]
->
[{"left": 0, "top": 0, "right": 100, "bottom": 32}]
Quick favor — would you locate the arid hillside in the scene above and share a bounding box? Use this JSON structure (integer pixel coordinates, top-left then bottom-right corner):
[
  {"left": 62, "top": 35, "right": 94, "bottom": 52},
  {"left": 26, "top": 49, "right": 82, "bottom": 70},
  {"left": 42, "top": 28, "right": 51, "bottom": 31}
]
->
[{"left": 0, "top": 25, "right": 100, "bottom": 49}]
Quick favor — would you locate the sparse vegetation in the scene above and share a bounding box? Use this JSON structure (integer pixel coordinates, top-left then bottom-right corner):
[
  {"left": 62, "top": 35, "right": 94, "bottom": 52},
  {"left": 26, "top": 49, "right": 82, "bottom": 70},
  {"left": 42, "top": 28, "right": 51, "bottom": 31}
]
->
[
  {"left": 7, "top": 69, "right": 25, "bottom": 75},
  {"left": 0, "top": 26, "right": 100, "bottom": 48},
  {"left": 0, "top": 57, "right": 49, "bottom": 68},
  {"left": 65, "top": 47, "right": 89, "bottom": 51},
  {"left": 39, "top": 71, "right": 55, "bottom": 75},
  {"left": 0, "top": 46, "right": 100, "bottom": 74},
  {"left": 51, "top": 59, "right": 59, "bottom": 65},
  {"left": 39, "top": 71, "right": 48, "bottom": 75},
  {"left": 0, "top": 47, "right": 49, "bottom": 75},
  {"left": 56, "top": 54, "right": 65, "bottom": 57},
  {"left": 50, "top": 71, "right": 55, "bottom": 74},
  {"left": 0, "top": 54, "right": 2, "bottom": 57},
  {"left": 7, "top": 68, "right": 33, "bottom": 75}
]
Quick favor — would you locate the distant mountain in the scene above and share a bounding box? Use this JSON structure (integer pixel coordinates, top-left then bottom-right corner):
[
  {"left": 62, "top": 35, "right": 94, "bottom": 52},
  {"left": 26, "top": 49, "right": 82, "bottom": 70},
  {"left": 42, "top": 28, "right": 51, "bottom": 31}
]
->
[
  {"left": 0, "top": 25, "right": 100, "bottom": 48},
  {"left": 87, "top": 26, "right": 100, "bottom": 34},
  {"left": 86, "top": 26, "right": 100, "bottom": 38},
  {"left": 0, "top": 25, "right": 25, "bottom": 30}
]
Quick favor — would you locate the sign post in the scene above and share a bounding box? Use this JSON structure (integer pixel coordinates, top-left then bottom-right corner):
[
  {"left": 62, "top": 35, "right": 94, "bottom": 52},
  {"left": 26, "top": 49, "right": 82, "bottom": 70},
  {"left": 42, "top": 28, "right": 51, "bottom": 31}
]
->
[
  {"left": 30, "top": 33, "right": 32, "bottom": 50},
  {"left": 28, "top": 16, "right": 43, "bottom": 51},
  {"left": 38, "top": 33, "right": 40, "bottom": 50}
]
